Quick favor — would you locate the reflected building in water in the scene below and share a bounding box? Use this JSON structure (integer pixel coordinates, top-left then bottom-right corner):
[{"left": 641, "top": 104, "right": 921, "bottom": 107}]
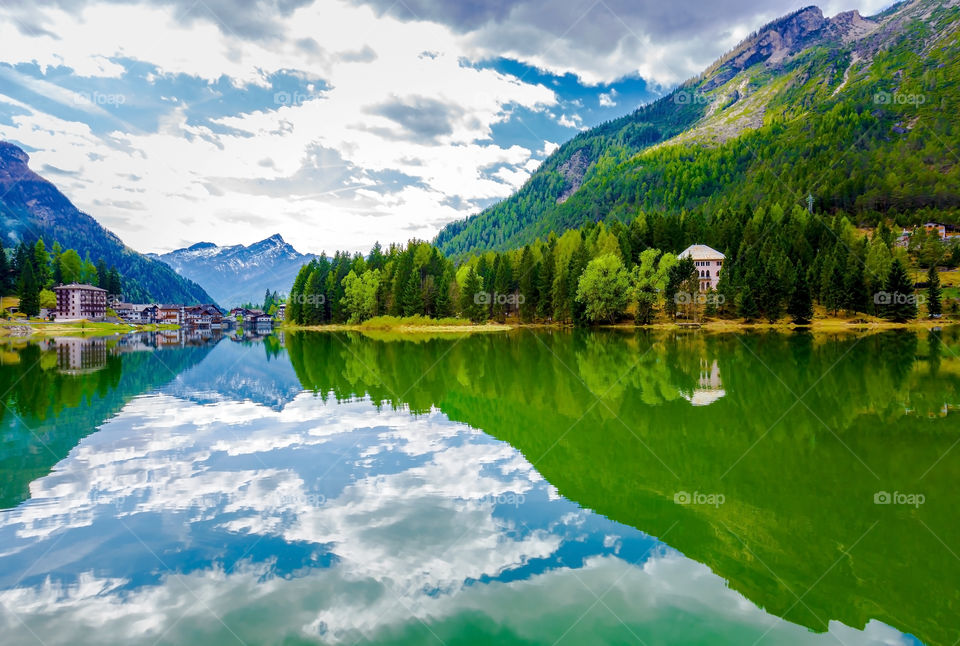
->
[
  {"left": 54, "top": 338, "right": 109, "bottom": 374},
  {"left": 49, "top": 330, "right": 226, "bottom": 374},
  {"left": 682, "top": 358, "right": 725, "bottom": 406}
]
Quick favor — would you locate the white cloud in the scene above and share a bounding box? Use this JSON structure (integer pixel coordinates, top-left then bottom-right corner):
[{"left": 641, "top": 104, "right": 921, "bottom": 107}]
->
[
  {"left": 0, "top": 373, "right": 920, "bottom": 645},
  {"left": 0, "top": 0, "right": 899, "bottom": 255},
  {"left": 0, "top": 0, "right": 557, "bottom": 253},
  {"left": 557, "top": 113, "right": 582, "bottom": 129}
]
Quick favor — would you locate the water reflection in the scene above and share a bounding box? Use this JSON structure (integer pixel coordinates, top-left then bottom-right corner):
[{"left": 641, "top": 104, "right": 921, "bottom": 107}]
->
[
  {"left": 682, "top": 358, "right": 725, "bottom": 406},
  {"left": 0, "top": 329, "right": 951, "bottom": 645}
]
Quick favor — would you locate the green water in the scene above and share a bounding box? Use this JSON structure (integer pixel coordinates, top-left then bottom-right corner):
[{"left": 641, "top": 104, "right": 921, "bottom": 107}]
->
[{"left": 0, "top": 328, "right": 956, "bottom": 645}]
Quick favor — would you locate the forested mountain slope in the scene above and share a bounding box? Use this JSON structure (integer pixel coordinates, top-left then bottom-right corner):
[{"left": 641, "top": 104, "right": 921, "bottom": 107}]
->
[{"left": 436, "top": 0, "right": 960, "bottom": 256}]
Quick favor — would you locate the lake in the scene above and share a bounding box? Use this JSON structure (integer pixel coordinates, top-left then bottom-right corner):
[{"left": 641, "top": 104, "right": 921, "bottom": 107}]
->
[{"left": 0, "top": 327, "right": 956, "bottom": 645}]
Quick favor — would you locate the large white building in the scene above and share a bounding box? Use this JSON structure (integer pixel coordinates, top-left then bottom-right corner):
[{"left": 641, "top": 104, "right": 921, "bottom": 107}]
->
[
  {"left": 678, "top": 244, "right": 725, "bottom": 291},
  {"left": 54, "top": 283, "right": 107, "bottom": 320}
]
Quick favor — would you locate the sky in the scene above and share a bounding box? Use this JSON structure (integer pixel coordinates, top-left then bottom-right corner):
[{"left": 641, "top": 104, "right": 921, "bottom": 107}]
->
[{"left": 0, "top": 0, "right": 894, "bottom": 255}]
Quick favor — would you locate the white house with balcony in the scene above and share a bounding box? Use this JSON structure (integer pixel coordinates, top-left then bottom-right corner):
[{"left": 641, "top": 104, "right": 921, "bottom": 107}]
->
[{"left": 678, "top": 244, "right": 725, "bottom": 291}]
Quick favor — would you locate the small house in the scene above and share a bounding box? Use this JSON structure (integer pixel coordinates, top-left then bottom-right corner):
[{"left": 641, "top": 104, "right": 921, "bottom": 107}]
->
[{"left": 678, "top": 245, "right": 725, "bottom": 291}]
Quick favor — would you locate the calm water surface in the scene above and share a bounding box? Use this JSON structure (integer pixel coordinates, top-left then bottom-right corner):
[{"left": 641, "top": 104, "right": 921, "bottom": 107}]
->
[{"left": 0, "top": 328, "right": 957, "bottom": 645}]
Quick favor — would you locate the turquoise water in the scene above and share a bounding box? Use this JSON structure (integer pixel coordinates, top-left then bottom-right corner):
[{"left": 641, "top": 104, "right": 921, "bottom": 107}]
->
[{"left": 0, "top": 329, "right": 953, "bottom": 645}]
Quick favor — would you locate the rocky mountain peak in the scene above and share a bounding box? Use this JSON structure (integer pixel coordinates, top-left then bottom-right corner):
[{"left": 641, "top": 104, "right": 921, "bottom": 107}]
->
[
  {"left": 730, "top": 6, "right": 826, "bottom": 68},
  {"left": 701, "top": 5, "right": 878, "bottom": 90},
  {"left": 0, "top": 142, "right": 29, "bottom": 166},
  {"left": 0, "top": 142, "right": 37, "bottom": 190}
]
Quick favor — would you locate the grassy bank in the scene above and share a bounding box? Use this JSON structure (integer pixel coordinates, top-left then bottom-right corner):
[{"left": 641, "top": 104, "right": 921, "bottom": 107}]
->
[
  {"left": 280, "top": 312, "right": 955, "bottom": 336},
  {"left": 0, "top": 320, "right": 180, "bottom": 338},
  {"left": 282, "top": 315, "right": 511, "bottom": 334}
]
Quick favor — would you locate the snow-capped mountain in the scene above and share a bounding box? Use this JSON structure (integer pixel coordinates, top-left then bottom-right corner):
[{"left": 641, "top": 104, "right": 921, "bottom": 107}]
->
[{"left": 152, "top": 234, "right": 313, "bottom": 307}]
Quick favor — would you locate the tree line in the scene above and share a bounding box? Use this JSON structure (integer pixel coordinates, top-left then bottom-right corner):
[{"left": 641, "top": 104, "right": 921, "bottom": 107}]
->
[
  {"left": 0, "top": 232, "right": 123, "bottom": 316},
  {"left": 287, "top": 207, "right": 953, "bottom": 327}
]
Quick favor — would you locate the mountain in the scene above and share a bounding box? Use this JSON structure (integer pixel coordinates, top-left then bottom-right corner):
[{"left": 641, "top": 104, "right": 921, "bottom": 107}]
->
[
  {"left": 151, "top": 234, "right": 314, "bottom": 307},
  {"left": 436, "top": 0, "right": 960, "bottom": 256},
  {"left": 0, "top": 142, "right": 216, "bottom": 304}
]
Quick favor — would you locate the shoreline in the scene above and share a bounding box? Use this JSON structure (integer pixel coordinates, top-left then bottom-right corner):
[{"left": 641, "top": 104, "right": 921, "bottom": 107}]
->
[
  {"left": 0, "top": 320, "right": 181, "bottom": 338},
  {"left": 279, "top": 316, "right": 955, "bottom": 335}
]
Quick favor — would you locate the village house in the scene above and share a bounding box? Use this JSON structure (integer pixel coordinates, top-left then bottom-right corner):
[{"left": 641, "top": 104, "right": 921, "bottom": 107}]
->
[
  {"left": 183, "top": 305, "right": 223, "bottom": 329},
  {"left": 275, "top": 303, "right": 286, "bottom": 320},
  {"left": 925, "top": 222, "right": 947, "bottom": 240},
  {"left": 205, "top": 305, "right": 223, "bottom": 329},
  {"left": 230, "top": 307, "right": 272, "bottom": 327},
  {"left": 158, "top": 304, "right": 184, "bottom": 326},
  {"left": 54, "top": 283, "right": 107, "bottom": 320},
  {"left": 678, "top": 244, "right": 725, "bottom": 291},
  {"left": 250, "top": 311, "right": 274, "bottom": 328},
  {"left": 115, "top": 303, "right": 159, "bottom": 325}
]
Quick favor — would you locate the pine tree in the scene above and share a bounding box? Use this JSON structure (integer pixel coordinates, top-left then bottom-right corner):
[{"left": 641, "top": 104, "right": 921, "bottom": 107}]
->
[
  {"left": 843, "top": 258, "right": 869, "bottom": 314},
  {"left": 876, "top": 220, "right": 893, "bottom": 247},
  {"left": 96, "top": 257, "right": 109, "bottom": 290},
  {"left": 823, "top": 250, "right": 846, "bottom": 315},
  {"left": 368, "top": 241, "right": 386, "bottom": 271},
  {"left": 52, "top": 250, "right": 63, "bottom": 286},
  {"left": 402, "top": 268, "right": 422, "bottom": 316},
  {"left": 434, "top": 265, "right": 453, "bottom": 318},
  {"left": 882, "top": 258, "right": 917, "bottom": 322},
  {"left": 665, "top": 256, "right": 696, "bottom": 319},
  {"left": 302, "top": 269, "right": 322, "bottom": 324},
  {"left": 517, "top": 246, "right": 537, "bottom": 322},
  {"left": 107, "top": 267, "right": 122, "bottom": 296},
  {"left": 34, "top": 240, "right": 51, "bottom": 288},
  {"left": 567, "top": 242, "right": 589, "bottom": 326},
  {"left": 492, "top": 254, "right": 513, "bottom": 322},
  {"left": 537, "top": 245, "right": 554, "bottom": 319},
  {"left": 738, "top": 286, "right": 759, "bottom": 321},
  {"left": 12, "top": 242, "right": 28, "bottom": 277},
  {"left": 927, "top": 264, "right": 942, "bottom": 318},
  {"left": 459, "top": 266, "right": 484, "bottom": 322},
  {"left": 18, "top": 259, "right": 40, "bottom": 317},
  {"left": 552, "top": 264, "right": 570, "bottom": 322},
  {"left": 788, "top": 267, "right": 813, "bottom": 325},
  {"left": 391, "top": 252, "right": 413, "bottom": 316},
  {"left": 760, "top": 255, "right": 785, "bottom": 323},
  {"left": 0, "top": 243, "right": 10, "bottom": 295},
  {"left": 289, "top": 261, "right": 314, "bottom": 323}
]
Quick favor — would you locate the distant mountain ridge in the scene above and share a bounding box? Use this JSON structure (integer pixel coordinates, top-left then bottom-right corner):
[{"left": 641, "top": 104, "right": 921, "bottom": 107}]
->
[
  {"left": 0, "top": 142, "right": 216, "bottom": 305},
  {"left": 151, "top": 234, "right": 315, "bottom": 307},
  {"left": 436, "top": 0, "right": 960, "bottom": 256}
]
